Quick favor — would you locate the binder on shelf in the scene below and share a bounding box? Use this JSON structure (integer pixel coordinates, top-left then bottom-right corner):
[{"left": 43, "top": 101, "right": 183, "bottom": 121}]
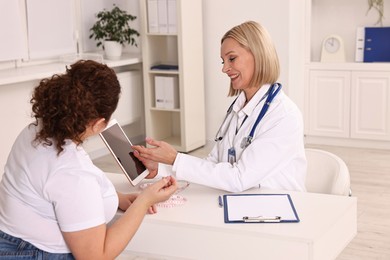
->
[
  {"left": 155, "top": 76, "right": 166, "bottom": 108},
  {"left": 154, "top": 76, "right": 179, "bottom": 109},
  {"left": 167, "top": 0, "right": 177, "bottom": 33},
  {"left": 164, "top": 76, "right": 179, "bottom": 109},
  {"left": 222, "top": 194, "right": 300, "bottom": 223},
  {"left": 355, "top": 27, "right": 390, "bottom": 62},
  {"left": 147, "top": 0, "right": 159, "bottom": 33},
  {"left": 157, "top": 0, "right": 168, "bottom": 33},
  {"left": 355, "top": 27, "right": 365, "bottom": 62}
]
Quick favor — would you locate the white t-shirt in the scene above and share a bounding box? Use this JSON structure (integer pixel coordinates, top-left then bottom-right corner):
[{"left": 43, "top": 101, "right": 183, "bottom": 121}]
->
[
  {"left": 0, "top": 124, "right": 118, "bottom": 253},
  {"left": 158, "top": 84, "right": 307, "bottom": 192}
]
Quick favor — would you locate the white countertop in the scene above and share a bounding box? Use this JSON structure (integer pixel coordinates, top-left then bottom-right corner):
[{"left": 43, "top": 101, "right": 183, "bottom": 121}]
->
[{"left": 0, "top": 53, "right": 141, "bottom": 86}]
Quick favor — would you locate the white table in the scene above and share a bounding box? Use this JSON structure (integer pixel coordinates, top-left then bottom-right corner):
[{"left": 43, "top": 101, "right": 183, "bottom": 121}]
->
[{"left": 106, "top": 172, "right": 357, "bottom": 260}]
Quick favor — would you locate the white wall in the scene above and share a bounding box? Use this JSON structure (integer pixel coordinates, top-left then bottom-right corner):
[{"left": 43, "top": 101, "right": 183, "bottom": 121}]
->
[
  {"left": 0, "top": 81, "right": 36, "bottom": 173},
  {"left": 202, "top": 0, "right": 295, "bottom": 141}
]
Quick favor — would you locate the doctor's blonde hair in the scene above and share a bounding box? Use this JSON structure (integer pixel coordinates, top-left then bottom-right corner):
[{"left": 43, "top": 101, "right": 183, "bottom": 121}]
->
[{"left": 221, "top": 21, "right": 280, "bottom": 97}]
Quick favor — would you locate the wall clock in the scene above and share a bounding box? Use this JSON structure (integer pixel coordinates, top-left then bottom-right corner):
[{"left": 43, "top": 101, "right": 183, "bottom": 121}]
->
[{"left": 320, "top": 34, "right": 346, "bottom": 62}]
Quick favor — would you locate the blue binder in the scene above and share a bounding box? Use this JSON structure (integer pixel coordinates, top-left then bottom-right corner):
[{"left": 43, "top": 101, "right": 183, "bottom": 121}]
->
[{"left": 364, "top": 27, "right": 390, "bottom": 62}]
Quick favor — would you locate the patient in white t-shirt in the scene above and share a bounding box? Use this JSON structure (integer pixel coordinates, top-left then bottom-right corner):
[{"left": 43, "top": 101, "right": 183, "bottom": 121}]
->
[{"left": 0, "top": 60, "right": 177, "bottom": 259}]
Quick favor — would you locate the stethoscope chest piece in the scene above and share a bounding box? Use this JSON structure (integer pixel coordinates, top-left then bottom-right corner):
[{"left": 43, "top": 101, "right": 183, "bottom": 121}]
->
[{"left": 240, "top": 136, "right": 252, "bottom": 149}]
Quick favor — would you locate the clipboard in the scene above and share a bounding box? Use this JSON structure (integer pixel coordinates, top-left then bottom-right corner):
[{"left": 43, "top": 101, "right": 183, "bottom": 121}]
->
[{"left": 223, "top": 194, "right": 300, "bottom": 223}]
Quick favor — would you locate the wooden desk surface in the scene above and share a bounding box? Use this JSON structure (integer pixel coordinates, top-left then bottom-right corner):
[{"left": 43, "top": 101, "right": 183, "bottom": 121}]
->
[{"left": 106, "top": 172, "right": 357, "bottom": 260}]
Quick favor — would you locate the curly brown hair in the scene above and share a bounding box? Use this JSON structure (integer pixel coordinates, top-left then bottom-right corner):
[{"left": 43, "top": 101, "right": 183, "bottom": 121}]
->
[{"left": 30, "top": 60, "right": 121, "bottom": 154}]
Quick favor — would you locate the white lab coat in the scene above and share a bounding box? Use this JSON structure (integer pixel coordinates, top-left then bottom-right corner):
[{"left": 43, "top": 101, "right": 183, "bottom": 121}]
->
[{"left": 159, "top": 84, "right": 307, "bottom": 192}]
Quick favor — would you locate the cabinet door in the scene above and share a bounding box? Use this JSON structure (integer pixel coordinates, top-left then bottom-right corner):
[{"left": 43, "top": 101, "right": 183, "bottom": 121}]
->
[
  {"left": 308, "top": 70, "right": 351, "bottom": 137},
  {"left": 351, "top": 72, "right": 390, "bottom": 140}
]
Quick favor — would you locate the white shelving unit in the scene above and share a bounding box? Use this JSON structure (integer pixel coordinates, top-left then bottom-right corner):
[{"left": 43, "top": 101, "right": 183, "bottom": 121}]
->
[
  {"left": 304, "top": 0, "right": 390, "bottom": 149},
  {"left": 139, "top": 0, "right": 206, "bottom": 152}
]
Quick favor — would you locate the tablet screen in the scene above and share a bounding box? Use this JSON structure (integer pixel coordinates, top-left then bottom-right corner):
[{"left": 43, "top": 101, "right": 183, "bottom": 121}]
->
[{"left": 100, "top": 119, "right": 149, "bottom": 186}]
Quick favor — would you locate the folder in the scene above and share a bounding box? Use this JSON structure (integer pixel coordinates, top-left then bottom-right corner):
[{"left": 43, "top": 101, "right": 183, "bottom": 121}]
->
[
  {"left": 222, "top": 194, "right": 300, "bottom": 223},
  {"left": 357, "top": 27, "right": 390, "bottom": 62},
  {"left": 155, "top": 76, "right": 166, "bottom": 108},
  {"left": 150, "top": 64, "right": 178, "bottom": 70},
  {"left": 167, "top": 0, "right": 177, "bottom": 33},
  {"left": 154, "top": 76, "right": 179, "bottom": 109},
  {"left": 147, "top": 0, "right": 159, "bottom": 33},
  {"left": 355, "top": 27, "right": 365, "bottom": 62},
  {"left": 157, "top": 0, "right": 168, "bottom": 33},
  {"left": 164, "top": 76, "right": 179, "bottom": 109}
]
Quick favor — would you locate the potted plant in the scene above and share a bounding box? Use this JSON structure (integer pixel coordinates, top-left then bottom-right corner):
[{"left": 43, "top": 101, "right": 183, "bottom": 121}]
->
[
  {"left": 366, "top": 0, "right": 385, "bottom": 26},
  {"left": 89, "top": 5, "right": 140, "bottom": 60}
]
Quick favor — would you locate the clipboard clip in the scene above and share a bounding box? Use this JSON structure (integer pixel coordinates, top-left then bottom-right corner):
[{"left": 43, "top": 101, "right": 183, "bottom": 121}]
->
[{"left": 243, "top": 216, "right": 282, "bottom": 223}]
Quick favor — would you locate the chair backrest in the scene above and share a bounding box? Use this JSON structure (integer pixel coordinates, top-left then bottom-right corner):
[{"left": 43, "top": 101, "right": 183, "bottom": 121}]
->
[{"left": 305, "top": 148, "right": 351, "bottom": 196}]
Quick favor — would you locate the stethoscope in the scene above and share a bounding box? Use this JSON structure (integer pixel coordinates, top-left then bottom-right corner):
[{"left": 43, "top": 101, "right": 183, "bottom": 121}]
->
[{"left": 214, "top": 83, "right": 282, "bottom": 149}]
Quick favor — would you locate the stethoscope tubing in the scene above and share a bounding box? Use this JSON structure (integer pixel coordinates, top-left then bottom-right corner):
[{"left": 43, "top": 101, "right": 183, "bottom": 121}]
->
[
  {"left": 214, "top": 83, "right": 282, "bottom": 145},
  {"left": 214, "top": 97, "right": 237, "bottom": 141}
]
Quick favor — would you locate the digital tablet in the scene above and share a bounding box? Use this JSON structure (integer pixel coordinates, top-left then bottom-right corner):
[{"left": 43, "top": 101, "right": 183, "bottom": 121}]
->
[{"left": 100, "top": 119, "right": 149, "bottom": 186}]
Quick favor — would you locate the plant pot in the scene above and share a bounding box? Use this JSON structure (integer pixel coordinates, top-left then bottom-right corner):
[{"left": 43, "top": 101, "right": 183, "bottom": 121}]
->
[{"left": 104, "top": 41, "right": 122, "bottom": 60}]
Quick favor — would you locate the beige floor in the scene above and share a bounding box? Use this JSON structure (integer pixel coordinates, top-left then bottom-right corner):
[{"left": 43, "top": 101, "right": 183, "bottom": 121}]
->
[{"left": 93, "top": 143, "right": 390, "bottom": 260}]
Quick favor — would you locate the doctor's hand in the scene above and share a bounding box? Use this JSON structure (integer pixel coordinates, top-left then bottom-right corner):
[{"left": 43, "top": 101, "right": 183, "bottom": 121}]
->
[
  {"left": 132, "top": 137, "right": 178, "bottom": 166},
  {"left": 132, "top": 149, "right": 158, "bottom": 179}
]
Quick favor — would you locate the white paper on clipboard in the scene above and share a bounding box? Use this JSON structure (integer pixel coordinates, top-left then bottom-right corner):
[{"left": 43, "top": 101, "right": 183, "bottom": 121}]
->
[{"left": 223, "top": 194, "right": 299, "bottom": 223}]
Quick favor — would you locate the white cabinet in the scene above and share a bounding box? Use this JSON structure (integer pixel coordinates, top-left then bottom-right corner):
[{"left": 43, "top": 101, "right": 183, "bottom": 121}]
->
[
  {"left": 139, "top": 0, "right": 206, "bottom": 152},
  {"left": 351, "top": 72, "right": 390, "bottom": 140},
  {"left": 307, "top": 69, "right": 390, "bottom": 142}
]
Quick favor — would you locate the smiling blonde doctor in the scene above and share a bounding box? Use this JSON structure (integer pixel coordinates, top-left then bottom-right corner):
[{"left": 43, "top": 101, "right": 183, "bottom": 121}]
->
[{"left": 133, "top": 21, "right": 307, "bottom": 193}]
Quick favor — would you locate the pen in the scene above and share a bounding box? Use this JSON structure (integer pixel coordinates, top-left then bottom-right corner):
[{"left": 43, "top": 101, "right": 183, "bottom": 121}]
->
[
  {"left": 243, "top": 216, "right": 281, "bottom": 223},
  {"left": 218, "top": 195, "right": 223, "bottom": 208}
]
